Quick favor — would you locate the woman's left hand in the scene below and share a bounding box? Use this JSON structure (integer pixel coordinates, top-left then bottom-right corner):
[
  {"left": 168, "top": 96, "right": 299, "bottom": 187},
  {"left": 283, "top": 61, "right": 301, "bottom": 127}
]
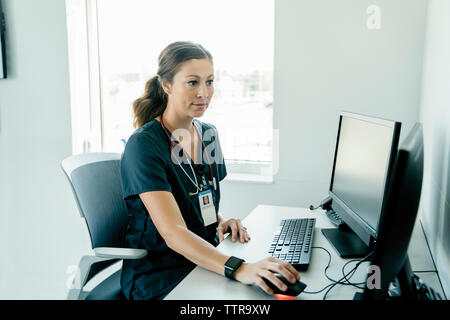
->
[{"left": 217, "top": 218, "right": 251, "bottom": 243}]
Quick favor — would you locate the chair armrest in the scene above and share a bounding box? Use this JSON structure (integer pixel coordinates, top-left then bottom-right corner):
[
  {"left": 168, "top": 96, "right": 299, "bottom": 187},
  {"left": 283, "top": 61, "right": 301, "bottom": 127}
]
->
[{"left": 94, "top": 247, "right": 147, "bottom": 259}]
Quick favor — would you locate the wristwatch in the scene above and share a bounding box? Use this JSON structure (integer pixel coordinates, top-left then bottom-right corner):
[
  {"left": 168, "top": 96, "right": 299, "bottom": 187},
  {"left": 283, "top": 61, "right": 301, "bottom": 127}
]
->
[{"left": 224, "top": 256, "right": 245, "bottom": 280}]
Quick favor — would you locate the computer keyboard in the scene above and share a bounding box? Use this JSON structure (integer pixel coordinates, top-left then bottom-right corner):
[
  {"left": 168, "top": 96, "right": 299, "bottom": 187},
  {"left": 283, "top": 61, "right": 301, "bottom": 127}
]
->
[{"left": 268, "top": 218, "right": 316, "bottom": 270}]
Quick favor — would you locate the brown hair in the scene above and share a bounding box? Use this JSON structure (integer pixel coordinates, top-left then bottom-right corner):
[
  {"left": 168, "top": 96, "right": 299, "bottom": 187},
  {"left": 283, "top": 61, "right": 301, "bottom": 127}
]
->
[{"left": 132, "top": 41, "right": 213, "bottom": 128}]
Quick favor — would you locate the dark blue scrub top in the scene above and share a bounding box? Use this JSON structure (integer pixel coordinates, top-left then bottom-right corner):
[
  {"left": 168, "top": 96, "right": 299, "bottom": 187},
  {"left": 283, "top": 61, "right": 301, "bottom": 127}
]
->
[{"left": 120, "top": 118, "right": 227, "bottom": 300}]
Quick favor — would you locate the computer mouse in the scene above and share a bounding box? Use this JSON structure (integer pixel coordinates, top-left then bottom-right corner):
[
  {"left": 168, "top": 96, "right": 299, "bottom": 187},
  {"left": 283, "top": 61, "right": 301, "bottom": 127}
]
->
[{"left": 262, "top": 273, "right": 307, "bottom": 296}]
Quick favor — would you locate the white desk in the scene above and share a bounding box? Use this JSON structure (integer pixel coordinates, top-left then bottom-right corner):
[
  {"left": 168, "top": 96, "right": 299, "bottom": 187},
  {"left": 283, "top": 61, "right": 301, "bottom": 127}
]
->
[
  {"left": 167, "top": 205, "right": 368, "bottom": 300},
  {"left": 166, "top": 205, "right": 440, "bottom": 300}
]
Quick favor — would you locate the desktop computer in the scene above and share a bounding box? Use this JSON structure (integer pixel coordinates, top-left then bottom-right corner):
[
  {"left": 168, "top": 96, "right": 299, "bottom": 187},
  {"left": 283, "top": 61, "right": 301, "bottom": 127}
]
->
[
  {"left": 320, "top": 119, "right": 437, "bottom": 300},
  {"left": 355, "top": 123, "right": 441, "bottom": 300},
  {"left": 269, "top": 113, "right": 439, "bottom": 300},
  {"left": 322, "top": 112, "right": 401, "bottom": 258},
  {"left": 269, "top": 111, "right": 401, "bottom": 268}
]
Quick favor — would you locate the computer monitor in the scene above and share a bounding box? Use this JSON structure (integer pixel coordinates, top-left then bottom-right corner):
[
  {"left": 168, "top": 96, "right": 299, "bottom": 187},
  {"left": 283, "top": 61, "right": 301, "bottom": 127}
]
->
[
  {"left": 356, "top": 123, "right": 426, "bottom": 300},
  {"left": 322, "top": 112, "right": 401, "bottom": 258}
]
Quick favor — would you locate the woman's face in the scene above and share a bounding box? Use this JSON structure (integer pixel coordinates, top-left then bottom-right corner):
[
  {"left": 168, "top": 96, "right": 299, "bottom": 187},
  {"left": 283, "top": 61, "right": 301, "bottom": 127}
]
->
[{"left": 162, "top": 58, "right": 214, "bottom": 119}]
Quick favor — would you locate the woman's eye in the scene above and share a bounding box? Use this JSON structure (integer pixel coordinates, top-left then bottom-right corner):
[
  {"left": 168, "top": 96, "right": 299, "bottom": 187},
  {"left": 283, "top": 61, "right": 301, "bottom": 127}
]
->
[{"left": 187, "top": 80, "right": 214, "bottom": 86}]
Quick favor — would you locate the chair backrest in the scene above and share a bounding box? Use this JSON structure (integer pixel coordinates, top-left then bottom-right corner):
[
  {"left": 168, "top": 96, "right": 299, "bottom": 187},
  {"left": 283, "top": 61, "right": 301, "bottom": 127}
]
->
[{"left": 61, "top": 152, "right": 128, "bottom": 249}]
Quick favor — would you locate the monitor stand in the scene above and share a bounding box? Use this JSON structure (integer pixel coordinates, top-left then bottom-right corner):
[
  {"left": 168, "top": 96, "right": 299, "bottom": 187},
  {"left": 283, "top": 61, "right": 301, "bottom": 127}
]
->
[{"left": 321, "top": 227, "right": 370, "bottom": 258}]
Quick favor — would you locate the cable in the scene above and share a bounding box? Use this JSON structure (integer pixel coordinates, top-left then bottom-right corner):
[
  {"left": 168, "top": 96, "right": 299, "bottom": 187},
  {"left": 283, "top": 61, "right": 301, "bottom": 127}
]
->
[
  {"left": 321, "top": 262, "right": 360, "bottom": 300},
  {"left": 309, "top": 246, "right": 342, "bottom": 285},
  {"left": 302, "top": 247, "right": 374, "bottom": 299},
  {"left": 302, "top": 247, "right": 333, "bottom": 295},
  {"left": 341, "top": 259, "right": 367, "bottom": 289},
  {"left": 303, "top": 246, "right": 355, "bottom": 295},
  {"left": 322, "top": 251, "right": 374, "bottom": 300}
]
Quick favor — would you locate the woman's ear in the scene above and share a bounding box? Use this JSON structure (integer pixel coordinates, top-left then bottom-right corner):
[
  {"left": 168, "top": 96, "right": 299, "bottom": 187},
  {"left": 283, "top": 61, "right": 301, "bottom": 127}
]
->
[{"left": 161, "top": 79, "right": 172, "bottom": 95}]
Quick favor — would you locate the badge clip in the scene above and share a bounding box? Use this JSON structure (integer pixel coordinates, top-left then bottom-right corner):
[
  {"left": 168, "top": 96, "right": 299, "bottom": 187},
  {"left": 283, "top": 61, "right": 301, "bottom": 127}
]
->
[{"left": 209, "top": 177, "right": 217, "bottom": 191}]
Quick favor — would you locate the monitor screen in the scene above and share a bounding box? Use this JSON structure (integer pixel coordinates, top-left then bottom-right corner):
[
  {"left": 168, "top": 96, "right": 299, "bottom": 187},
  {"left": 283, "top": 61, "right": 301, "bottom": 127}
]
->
[{"left": 331, "top": 115, "right": 396, "bottom": 232}]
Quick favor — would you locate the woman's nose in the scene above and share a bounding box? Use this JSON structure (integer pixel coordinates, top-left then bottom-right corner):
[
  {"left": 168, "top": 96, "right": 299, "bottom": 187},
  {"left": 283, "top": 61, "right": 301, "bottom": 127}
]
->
[{"left": 197, "top": 83, "right": 209, "bottom": 98}]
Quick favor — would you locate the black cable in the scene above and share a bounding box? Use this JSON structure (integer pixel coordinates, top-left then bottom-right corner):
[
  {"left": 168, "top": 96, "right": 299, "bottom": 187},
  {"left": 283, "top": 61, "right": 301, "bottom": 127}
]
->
[
  {"left": 324, "top": 260, "right": 361, "bottom": 299},
  {"left": 303, "top": 247, "right": 368, "bottom": 295},
  {"left": 321, "top": 250, "right": 366, "bottom": 287},
  {"left": 302, "top": 247, "right": 334, "bottom": 294},
  {"left": 322, "top": 263, "right": 360, "bottom": 300},
  {"left": 302, "top": 247, "right": 374, "bottom": 298},
  {"left": 322, "top": 251, "right": 374, "bottom": 300},
  {"left": 341, "top": 259, "right": 368, "bottom": 289},
  {"left": 303, "top": 247, "right": 360, "bottom": 295}
]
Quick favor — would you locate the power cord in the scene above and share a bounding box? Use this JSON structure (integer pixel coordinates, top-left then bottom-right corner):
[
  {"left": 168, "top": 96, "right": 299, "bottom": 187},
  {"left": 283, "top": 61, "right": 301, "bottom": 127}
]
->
[
  {"left": 302, "top": 247, "right": 373, "bottom": 300},
  {"left": 322, "top": 250, "right": 373, "bottom": 300},
  {"left": 302, "top": 247, "right": 333, "bottom": 295},
  {"left": 341, "top": 259, "right": 367, "bottom": 289}
]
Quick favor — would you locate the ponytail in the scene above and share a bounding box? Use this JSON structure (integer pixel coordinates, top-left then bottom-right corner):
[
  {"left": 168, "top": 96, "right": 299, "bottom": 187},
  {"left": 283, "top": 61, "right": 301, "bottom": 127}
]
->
[{"left": 132, "top": 75, "right": 167, "bottom": 128}]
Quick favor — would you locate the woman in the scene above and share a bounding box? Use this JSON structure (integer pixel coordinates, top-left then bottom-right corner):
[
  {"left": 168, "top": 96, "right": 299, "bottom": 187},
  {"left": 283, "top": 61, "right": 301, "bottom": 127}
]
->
[{"left": 120, "top": 41, "right": 300, "bottom": 300}]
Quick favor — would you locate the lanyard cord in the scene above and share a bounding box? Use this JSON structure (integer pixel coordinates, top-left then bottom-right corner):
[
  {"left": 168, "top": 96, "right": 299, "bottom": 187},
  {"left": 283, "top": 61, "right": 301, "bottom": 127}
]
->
[
  {"left": 191, "top": 121, "right": 217, "bottom": 191},
  {"left": 159, "top": 115, "right": 205, "bottom": 195},
  {"left": 174, "top": 154, "right": 200, "bottom": 195}
]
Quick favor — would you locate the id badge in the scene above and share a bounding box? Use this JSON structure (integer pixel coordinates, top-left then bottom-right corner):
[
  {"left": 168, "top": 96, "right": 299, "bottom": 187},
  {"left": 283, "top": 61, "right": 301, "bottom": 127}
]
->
[{"left": 198, "top": 189, "right": 217, "bottom": 226}]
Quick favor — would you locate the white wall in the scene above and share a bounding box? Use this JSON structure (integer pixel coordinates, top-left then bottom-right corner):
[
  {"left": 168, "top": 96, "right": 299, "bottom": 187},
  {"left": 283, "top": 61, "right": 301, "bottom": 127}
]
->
[
  {"left": 0, "top": 0, "right": 90, "bottom": 299},
  {"left": 220, "top": 0, "right": 428, "bottom": 220},
  {"left": 419, "top": 0, "right": 450, "bottom": 298}
]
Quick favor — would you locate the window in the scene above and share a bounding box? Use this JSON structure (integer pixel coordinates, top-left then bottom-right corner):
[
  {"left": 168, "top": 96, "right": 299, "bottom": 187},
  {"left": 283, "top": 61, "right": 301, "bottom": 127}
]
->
[{"left": 66, "top": 0, "right": 274, "bottom": 177}]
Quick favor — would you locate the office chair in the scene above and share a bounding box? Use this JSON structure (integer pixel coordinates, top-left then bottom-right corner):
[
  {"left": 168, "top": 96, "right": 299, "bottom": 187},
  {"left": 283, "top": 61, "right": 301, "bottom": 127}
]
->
[{"left": 61, "top": 152, "right": 147, "bottom": 300}]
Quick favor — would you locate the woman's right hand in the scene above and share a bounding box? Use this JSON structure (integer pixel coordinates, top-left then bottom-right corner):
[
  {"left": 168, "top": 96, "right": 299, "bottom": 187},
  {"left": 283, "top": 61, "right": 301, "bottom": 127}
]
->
[{"left": 232, "top": 257, "right": 301, "bottom": 295}]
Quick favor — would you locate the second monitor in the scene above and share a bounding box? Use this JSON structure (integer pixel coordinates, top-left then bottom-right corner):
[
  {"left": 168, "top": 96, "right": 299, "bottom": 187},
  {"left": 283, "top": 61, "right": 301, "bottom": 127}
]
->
[{"left": 323, "top": 112, "right": 401, "bottom": 258}]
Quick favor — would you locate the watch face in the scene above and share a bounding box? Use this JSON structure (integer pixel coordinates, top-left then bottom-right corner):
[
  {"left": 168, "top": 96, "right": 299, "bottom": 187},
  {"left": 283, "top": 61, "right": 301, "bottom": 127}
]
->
[
  {"left": 225, "top": 256, "right": 244, "bottom": 279},
  {"left": 226, "top": 257, "right": 242, "bottom": 269}
]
